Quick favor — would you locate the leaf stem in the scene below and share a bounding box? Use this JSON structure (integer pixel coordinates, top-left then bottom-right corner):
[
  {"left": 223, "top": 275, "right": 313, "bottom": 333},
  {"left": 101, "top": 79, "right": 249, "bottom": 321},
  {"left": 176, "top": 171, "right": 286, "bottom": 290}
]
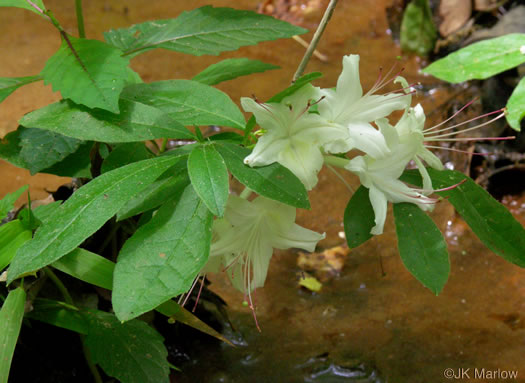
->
[
  {"left": 44, "top": 267, "right": 103, "bottom": 383},
  {"left": 75, "top": 0, "right": 86, "bottom": 38},
  {"left": 292, "top": 0, "right": 338, "bottom": 82}
]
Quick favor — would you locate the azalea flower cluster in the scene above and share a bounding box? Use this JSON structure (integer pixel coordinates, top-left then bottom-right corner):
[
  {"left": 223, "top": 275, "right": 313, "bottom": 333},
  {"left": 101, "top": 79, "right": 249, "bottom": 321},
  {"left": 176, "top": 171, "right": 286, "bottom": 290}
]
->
[{"left": 196, "top": 54, "right": 505, "bottom": 321}]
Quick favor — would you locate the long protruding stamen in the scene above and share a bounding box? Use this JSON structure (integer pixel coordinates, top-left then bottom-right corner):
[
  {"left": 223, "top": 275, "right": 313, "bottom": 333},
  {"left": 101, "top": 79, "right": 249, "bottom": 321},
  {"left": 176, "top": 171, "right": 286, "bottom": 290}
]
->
[
  {"left": 382, "top": 82, "right": 418, "bottom": 97},
  {"left": 425, "top": 111, "right": 505, "bottom": 138},
  {"left": 192, "top": 276, "right": 206, "bottom": 312},
  {"left": 432, "top": 136, "right": 515, "bottom": 142},
  {"left": 424, "top": 145, "right": 493, "bottom": 156},
  {"left": 366, "top": 67, "right": 405, "bottom": 95},
  {"left": 181, "top": 275, "right": 201, "bottom": 307},
  {"left": 423, "top": 98, "right": 478, "bottom": 133}
]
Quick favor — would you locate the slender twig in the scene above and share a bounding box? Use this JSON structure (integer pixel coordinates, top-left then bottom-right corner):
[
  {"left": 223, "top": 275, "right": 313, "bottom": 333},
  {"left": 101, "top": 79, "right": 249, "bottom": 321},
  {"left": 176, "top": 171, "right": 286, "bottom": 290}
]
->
[
  {"left": 44, "top": 268, "right": 103, "bottom": 383},
  {"left": 292, "top": 0, "right": 339, "bottom": 82},
  {"left": 75, "top": 0, "right": 86, "bottom": 38},
  {"left": 292, "top": 35, "right": 328, "bottom": 62}
]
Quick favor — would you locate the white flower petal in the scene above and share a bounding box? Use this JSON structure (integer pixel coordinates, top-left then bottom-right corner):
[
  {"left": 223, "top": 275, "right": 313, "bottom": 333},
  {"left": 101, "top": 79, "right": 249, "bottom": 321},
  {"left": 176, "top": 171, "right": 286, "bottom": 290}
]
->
[
  {"left": 278, "top": 140, "right": 324, "bottom": 190},
  {"left": 347, "top": 122, "right": 390, "bottom": 158},
  {"left": 368, "top": 185, "right": 388, "bottom": 235}
]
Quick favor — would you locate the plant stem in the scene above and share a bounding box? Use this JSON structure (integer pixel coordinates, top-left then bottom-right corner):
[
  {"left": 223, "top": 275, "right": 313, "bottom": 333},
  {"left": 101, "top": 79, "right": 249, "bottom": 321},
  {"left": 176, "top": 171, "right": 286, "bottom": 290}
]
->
[
  {"left": 292, "top": 0, "right": 339, "bottom": 82},
  {"left": 44, "top": 268, "right": 74, "bottom": 305},
  {"left": 75, "top": 0, "right": 86, "bottom": 38},
  {"left": 44, "top": 268, "right": 103, "bottom": 383},
  {"left": 159, "top": 138, "right": 168, "bottom": 153},
  {"left": 239, "top": 187, "right": 253, "bottom": 199},
  {"left": 323, "top": 154, "right": 350, "bottom": 168}
]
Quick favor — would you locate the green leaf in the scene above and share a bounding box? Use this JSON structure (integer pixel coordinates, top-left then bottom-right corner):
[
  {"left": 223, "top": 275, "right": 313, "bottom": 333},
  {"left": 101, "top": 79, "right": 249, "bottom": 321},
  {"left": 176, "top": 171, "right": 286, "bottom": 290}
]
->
[
  {"left": 394, "top": 203, "right": 450, "bottom": 294},
  {"left": 188, "top": 144, "right": 229, "bottom": 217},
  {"left": 20, "top": 99, "right": 194, "bottom": 143},
  {"left": 0, "top": 0, "right": 46, "bottom": 16},
  {"left": 400, "top": 0, "right": 437, "bottom": 56},
  {"left": 344, "top": 186, "right": 374, "bottom": 248},
  {"left": 53, "top": 248, "right": 115, "bottom": 290},
  {"left": 0, "top": 287, "right": 26, "bottom": 383},
  {"left": 7, "top": 155, "right": 184, "bottom": 284},
  {"left": 117, "top": 163, "right": 190, "bottom": 221},
  {"left": 19, "top": 128, "right": 83, "bottom": 175},
  {"left": 0, "top": 184, "right": 27, "bottom": 221},
  {"left": 53, "top": 248, "right": 231, "bottom": 343},
  {"left": 41, "top": 35, "right": 130, "bottom": 113},
  {"left": 401, "top": 169, "right": 525, "bottom": 266},
  {"left": 422, "top": 34, "right": 525, "bottom": 83},
  {"left": 84, "top": 309, "right": 169, "bottom": 383},
  {"left": 26, "top": 298, "right": 88, "bottom": 335},
  {"left": 506, "top": 76, "right": 525, "bottom": 131},
  {"left": 101, "top": 142, "right": 154, "bottom": 174},
  {"left": 113, "top": 184, "right": 213, "bottom": 321},
  {"left": 269, "top": 72, "right": 322, "bottom": 103},
  {"left": 193, "top": 58, "right": 279, "bottom": 86},
  {"left": 0, "top": 127, "right": 92, "bottom": 178},
  {"left": 0, "top": 220, "right": 32, "bottom": 271},
  {"left": 215, "top": 142, "right": 310, "bottom": 209},
  {"left": 0, "top": 76, "right": 41, "bottom": 103},
  {"left": 105, "top": 6, "right": 307, "bottom": 57},
  {"left": 121, "top": 80, "right": 246, "bottom": 130}
]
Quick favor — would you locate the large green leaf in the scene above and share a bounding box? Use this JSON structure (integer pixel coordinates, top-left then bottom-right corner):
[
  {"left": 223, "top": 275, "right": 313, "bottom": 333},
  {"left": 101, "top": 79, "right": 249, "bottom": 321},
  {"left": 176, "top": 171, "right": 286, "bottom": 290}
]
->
[
  {"left": 41, "top": 36, "right": 130, "bottom": 113},
  {"left": 193, "top": 58, "right": 279, "bottom": 86},
  {"left": 19, "top": 99, "right": 194, "bottom": 143},
  {"left": 0, "top": 0, "right": 45, "bottom": 16},
  {"left": 344, "top": 186, "right": 375, "bottom": 248},
  {"left": 113, "top": 184, "right": 213, "bottom": 321},
  {"left": 19, "top": 128, "right": 83, "bottom": 174},
  {"left": 506, "top": 76, "right": 525, "bottom": 131},
  {"left": 84, "top": 309, "right": 169, "bottom": 383},
  {"left": 0, "top": 287, "right": 26, "bottom": 383},
  {"left": 188, "top": 144, "right": 229, "bottom": 217},
  {"left": 394, "top": 202, "right": 450, "bottom": 294},
  {"left": 121, "top": 80, "right": 245, "bottom": 130},
  {"left": 0, "top": 184, "right": 27, "bottom": 221},
  {"left": 423, "top": 34, "right": 525, "bottom": 82},
  {"left": 0, "top": 127, "right": 92, "bottom": 178},
  {"left": 215, "top": 142, "right": 310, "bottom": 209},
  {"left": 52, "top": 248, "right": 230, "bottom": 343},
  {"left": 104, "top": 6, "right": 307, "bottom": 57},
  {"left": 7, "top": 155, "right": 184, "bottom": 284},
  {"left": 0, "top": 76, "right": 41, "bottom": 103},
  {"left": 0, "top": 220, "right": 32, "bottom": 271},
  {"left": 401, "top": 169, "right": 525, "bottom": 266},
  {"left": 117, "top": 165, "right": 190, "bottom": 221},
  {"left": 400, "top": 0, "right": 437, "bottom": 56}
]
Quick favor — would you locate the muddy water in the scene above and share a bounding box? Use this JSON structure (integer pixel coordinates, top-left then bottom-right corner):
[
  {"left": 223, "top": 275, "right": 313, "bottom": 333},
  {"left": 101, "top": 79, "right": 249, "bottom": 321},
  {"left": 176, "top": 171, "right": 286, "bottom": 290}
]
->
[{"left": 1, "top": 1, "right": 525, "bottom": 382}]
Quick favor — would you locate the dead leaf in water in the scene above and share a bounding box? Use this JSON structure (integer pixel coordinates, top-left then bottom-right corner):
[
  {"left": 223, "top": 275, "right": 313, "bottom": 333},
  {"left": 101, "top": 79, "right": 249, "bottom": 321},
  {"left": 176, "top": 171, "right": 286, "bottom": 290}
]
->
[
  {"left": 297, "top": 245, "right": 349, "bottom": 282},
  {"left": 439, "top": 0, "right": 472, "bottom": 37}
]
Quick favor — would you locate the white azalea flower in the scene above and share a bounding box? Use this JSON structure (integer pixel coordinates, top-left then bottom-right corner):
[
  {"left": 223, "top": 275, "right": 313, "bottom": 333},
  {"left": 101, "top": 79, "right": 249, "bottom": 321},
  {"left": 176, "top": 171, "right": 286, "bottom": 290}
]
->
[
  {"left": 314, "top": 54, "right": 412, "bottom": 158},
  {"left": 345, "top": 116, "right": 437, "bottom": 235},
  {"left": 205, "top": 195, "right": 325, "bottom": 305},
  {"left": 242, "top": 84, "right": 345, "bottom": 190}
]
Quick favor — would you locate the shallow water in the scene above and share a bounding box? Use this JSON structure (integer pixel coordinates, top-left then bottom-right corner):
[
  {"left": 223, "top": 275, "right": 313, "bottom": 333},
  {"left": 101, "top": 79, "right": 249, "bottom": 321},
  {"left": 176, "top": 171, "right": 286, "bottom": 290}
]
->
[{"left": 1, "top": 1, "right": 525, "bottom": 382}]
